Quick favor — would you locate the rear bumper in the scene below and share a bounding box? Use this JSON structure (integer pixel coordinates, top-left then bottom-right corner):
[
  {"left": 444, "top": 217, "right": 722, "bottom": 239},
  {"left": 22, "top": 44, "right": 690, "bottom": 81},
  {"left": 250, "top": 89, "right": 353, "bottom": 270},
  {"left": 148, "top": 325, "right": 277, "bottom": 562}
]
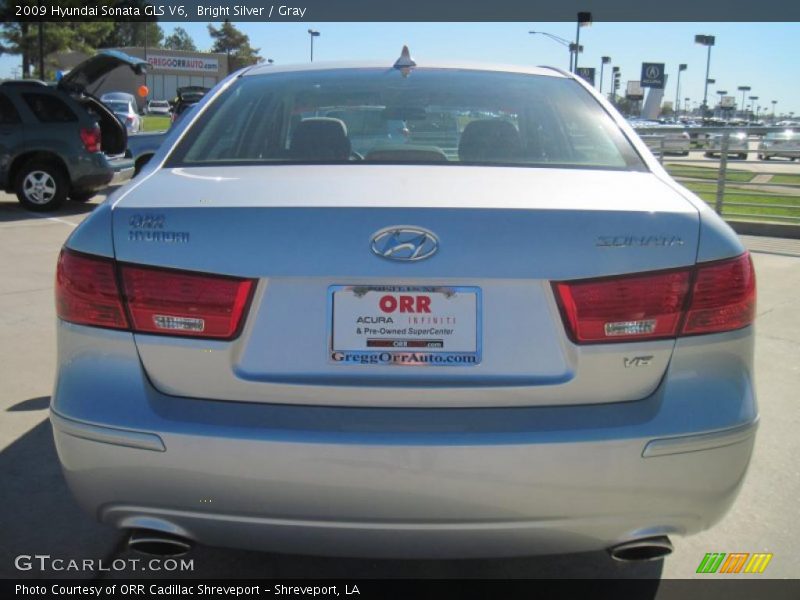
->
[
  {"left": 71, "top": 155, "right": 133, "bottom": 192},
  {"left": 108, "top": 156, "right": 134, "bottom": 184},
  {"left": 51, "top": 322, "right": 758, "bottom": 558}
]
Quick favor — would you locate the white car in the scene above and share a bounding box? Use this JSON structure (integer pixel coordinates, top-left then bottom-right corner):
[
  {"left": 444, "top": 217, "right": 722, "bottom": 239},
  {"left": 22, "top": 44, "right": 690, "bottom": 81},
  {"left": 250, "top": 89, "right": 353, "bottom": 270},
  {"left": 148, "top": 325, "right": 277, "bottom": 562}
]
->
[
  {"left": 146, "top": 100, "right": 171, "bottom": 116},
  {"left": 758, "top": 130, "right": 800, "bottom": 160},
  {"left": 628, "top": 120, "right": 691, "bottom": 156},
  {"left": 103, "top": 98, "right": 141, "bottom": 134},
  {"left": 51, "top": 56, "right": 758, "bottom": 562},
  {"left": 705, "top": 131, "right": 748, "bottom": 159}
]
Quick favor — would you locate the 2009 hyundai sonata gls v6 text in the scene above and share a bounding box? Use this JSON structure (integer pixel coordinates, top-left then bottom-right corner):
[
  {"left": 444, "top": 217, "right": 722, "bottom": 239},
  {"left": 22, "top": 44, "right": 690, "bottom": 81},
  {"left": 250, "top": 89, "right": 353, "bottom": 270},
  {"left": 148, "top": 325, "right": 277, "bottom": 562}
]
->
[{"left": 51, "top": 54, "right": 758, "bottom": 560}]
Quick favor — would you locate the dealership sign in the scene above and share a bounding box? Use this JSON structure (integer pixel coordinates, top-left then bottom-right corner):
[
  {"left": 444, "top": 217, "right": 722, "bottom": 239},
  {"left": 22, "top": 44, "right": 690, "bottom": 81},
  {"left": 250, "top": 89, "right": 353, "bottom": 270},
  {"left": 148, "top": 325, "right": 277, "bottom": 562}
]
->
[
  {"left": 147, "top": 54, "right": 219, "bottom": 73},
  {"left": 576, "top": 67, "right": 595, "bottom": 86},
  {"left": 640, "top": 63, "right": 665, "bottom": 89},
  {"left": 626, "top": 80, "right": 644, "bottom": 100}
]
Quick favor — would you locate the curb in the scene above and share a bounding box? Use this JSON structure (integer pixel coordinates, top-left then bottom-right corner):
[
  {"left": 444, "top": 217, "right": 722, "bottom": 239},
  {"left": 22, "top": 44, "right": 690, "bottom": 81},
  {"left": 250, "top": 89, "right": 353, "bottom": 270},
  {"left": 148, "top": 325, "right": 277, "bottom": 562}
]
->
[{"left": 727, "top": 220, "right": 800, "bottom": 239}]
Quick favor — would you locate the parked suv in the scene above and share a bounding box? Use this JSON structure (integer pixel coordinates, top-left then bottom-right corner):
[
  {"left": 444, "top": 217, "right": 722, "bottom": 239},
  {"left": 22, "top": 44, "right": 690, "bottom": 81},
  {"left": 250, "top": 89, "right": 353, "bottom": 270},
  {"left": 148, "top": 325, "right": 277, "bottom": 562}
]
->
[{"left": 0, "top": 51, "right": 145, "bottom": 211}]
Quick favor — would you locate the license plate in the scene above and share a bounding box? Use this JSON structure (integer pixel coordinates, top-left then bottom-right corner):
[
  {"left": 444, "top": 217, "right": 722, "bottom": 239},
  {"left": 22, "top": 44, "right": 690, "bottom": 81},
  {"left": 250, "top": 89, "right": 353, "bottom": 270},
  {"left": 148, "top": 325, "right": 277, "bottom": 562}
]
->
[{"left": 329, "top": 286, "right": 481, "bottom": 366}]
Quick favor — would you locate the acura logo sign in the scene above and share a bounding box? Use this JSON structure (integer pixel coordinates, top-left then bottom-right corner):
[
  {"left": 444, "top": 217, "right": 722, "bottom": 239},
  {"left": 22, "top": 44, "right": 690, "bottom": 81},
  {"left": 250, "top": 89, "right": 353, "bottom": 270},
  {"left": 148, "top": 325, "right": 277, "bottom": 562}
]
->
[{"left": 370, "top": 227, "right": 439, "bottom": 261}]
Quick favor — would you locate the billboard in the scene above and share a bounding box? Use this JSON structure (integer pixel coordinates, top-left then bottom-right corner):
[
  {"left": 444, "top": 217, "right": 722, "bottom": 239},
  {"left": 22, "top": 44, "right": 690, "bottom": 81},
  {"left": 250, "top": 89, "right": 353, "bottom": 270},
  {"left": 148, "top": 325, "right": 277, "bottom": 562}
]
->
[
  {"left": 641, "top": 62, "right": 666, "bottom": 89},
  {"left": 147, "top": 54, "right": 220, "bottom": 73},
  {"left": 576, "top": 67, "right": 596, "bottom": 86},
  {"left": 626, "top": 80, "right": 644, "bottom": 100},
  {"left": 721, "top": 96, "right": 736, "bottom": 108}
]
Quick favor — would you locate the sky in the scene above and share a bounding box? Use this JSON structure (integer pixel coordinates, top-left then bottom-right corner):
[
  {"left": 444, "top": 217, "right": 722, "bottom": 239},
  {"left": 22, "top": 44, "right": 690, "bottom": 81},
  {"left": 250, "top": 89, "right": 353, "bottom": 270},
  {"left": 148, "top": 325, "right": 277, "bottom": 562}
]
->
[{"left": 2, "top": 21, "right": 798, "bottom": 115}]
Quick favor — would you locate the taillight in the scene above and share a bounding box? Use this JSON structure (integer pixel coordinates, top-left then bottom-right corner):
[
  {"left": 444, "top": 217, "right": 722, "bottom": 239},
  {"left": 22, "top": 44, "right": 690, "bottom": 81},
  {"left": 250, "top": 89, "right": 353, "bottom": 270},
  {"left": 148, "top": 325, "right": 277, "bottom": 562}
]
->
[
  {"left": 56, "top": 250, "right": 128, "bottom": 329},
  {"left": 682, "top": 253, "right": 756, "bottom": 335},
  {"left": 554, "top": 270, "right": 691, "bottom": 343},
  {"left": 55, "top": 248, "right": 254, "bottom": 340},
  {"left": 120, "top": 266, "right": 254, "bottom": 339},
  {"left": 553, "top": 253, "right": 755, "bottom": 344},
  {"left": 79, "top": 126, "right": 101, "bottom": 153}
]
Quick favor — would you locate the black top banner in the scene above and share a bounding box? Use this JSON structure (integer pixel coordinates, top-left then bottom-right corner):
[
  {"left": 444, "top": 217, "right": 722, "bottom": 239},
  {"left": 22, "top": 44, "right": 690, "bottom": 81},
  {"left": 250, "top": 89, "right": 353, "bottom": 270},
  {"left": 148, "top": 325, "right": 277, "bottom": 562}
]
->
[{"left": 6, "top": 0, "right": 800, "bottom": 22}]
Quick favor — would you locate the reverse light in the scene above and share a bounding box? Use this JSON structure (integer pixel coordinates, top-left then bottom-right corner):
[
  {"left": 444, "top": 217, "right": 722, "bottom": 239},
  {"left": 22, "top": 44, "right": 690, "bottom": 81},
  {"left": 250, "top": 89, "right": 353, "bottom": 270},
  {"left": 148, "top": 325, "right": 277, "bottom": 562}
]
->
[
  {"left": 55, "top": 249, "right": 255, "bottom": 340},
  {"left": 554, "top": 253, "right": 755, "bottom": 344},
  {"left": 554, "top": 269, "right": 691, "bottom": 343},
  {"left": 121, "top": 265, "right": 254, "bottom": 339}
]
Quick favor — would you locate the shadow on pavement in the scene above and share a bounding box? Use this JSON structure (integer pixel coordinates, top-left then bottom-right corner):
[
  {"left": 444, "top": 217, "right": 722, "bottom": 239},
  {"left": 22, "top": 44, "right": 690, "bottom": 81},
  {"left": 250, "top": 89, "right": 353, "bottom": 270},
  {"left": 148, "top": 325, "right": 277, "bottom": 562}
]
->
[
  {"left": 0, "top": 187, "right": 116, "bottom": 224},
  {"left": 7, "top": 396, "right": 51, "bottom": 412},
  {"left": 0, "top": 416, "right": 662, "bottom": 588},
  {"left": 0, "top": 418, "right": 122, "bottom": 579}
]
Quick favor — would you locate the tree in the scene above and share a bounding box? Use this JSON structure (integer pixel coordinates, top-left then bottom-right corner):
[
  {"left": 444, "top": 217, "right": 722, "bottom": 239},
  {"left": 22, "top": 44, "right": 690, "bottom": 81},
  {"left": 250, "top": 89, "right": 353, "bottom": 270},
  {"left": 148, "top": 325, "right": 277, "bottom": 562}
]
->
[
  {"left": 164, "top": 27, "right": 197, "bottom": 52},
  {"left": 1, "top": 18, "right": 114, "bottom": 78},
  {"left": 99, "top": 22, "right": 164, "bottom": 49},
  {"left": 208, "top": 20, "right": 262, "bottom": 69}
]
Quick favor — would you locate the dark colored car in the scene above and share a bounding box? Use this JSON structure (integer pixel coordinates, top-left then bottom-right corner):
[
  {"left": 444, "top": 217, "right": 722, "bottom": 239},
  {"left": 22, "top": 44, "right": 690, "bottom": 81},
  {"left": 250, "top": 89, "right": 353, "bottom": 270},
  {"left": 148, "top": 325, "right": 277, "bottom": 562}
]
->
[
  {"left": 170, "top": 86, "right": 210, "bottom": 126},
  {"left": 0, "top": 51, "right": 145, "bottom": 211}
]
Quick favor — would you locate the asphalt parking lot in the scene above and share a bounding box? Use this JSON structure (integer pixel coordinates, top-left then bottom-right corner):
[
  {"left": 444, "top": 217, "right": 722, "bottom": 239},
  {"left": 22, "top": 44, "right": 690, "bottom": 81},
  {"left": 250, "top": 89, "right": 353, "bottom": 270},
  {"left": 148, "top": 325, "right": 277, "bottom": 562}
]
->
[{"left": 1, "top": 181, "right": 798, "bottom": 583}]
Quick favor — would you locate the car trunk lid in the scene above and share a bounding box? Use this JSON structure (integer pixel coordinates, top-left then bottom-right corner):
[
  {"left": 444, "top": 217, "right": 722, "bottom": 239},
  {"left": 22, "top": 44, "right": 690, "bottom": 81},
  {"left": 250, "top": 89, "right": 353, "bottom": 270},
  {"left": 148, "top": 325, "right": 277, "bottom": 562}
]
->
[{"left": 111, "top": 165, "right": 699, "bottom": 407}]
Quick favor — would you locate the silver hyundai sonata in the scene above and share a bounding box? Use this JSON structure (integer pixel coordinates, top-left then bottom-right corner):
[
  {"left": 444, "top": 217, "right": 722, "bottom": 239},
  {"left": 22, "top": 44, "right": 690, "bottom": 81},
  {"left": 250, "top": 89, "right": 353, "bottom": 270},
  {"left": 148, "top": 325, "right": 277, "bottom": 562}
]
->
[{"left": 51, "top": 54, "right": 758, "bottom": 561}]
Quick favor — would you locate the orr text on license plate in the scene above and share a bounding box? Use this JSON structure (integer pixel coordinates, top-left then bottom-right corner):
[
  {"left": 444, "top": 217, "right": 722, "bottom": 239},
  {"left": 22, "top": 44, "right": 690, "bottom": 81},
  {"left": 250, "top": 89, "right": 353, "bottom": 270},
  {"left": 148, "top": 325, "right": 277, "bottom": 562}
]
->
[{"left": 329, "top": 286, "right": 481, "bottom": 366}]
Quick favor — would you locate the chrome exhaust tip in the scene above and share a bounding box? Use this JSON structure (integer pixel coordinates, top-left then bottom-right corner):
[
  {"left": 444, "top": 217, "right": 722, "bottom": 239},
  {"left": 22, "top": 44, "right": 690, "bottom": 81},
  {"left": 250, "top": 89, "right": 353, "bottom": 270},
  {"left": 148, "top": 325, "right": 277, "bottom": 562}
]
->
[
  {"left": 128, "top": 529, "right": 192, "bottom": 557},
  {"left": 608, "top": 536, "right": 673, "bottom": 562}
]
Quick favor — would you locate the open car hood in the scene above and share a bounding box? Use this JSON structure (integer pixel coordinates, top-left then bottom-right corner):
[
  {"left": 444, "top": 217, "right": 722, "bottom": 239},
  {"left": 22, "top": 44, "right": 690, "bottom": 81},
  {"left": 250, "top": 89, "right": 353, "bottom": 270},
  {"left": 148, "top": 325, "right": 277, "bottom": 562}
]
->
[{"left": 58, "top": 50, "right": 148, "bottom": 94}]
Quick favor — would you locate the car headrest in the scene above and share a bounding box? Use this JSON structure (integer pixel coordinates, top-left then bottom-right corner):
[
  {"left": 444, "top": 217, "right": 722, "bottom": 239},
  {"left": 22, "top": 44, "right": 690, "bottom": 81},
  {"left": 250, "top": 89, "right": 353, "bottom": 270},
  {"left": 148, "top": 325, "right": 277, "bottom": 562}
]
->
[
  {"left": 458, "top": 119, "right": 522, "bottom": 162},
  {"left": 289, "top": 117, "right": 351, "bottom": 161}
]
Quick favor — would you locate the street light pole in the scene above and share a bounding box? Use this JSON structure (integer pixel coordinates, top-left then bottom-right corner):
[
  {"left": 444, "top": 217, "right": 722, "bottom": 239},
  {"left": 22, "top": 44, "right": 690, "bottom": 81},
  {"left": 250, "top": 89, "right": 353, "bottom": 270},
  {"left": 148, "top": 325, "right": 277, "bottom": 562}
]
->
[
  {"left": 737, "top": 86, "right": 751, "bottom": 119},
  {"left": 675, "top": 64, "right": 687, "bottom": 119},
  {"left": 748, "top": 95, "right": 758, "bottom": 120},
  {"left": 599, "top": 56, "right": 610, "bottom": 94},
  {"left": 308, "top": 29, "right": 320, "bottom": 62},
  {"left": 529, "top": 31, "right": 576, "bottom": 71},
  {"left": 573, "top": 12, "right": 592, "bottom": 73},
  {"left": 771, "top": 100, "right": 777, "bottom": 123},
  {"left": 695, "top": 34, "right": 715, "bottom": 116}
]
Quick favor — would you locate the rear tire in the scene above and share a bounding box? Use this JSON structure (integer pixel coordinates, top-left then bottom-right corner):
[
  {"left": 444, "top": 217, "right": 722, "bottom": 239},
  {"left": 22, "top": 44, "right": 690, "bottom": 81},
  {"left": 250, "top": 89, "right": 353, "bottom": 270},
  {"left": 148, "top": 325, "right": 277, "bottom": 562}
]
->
[{"left": 14, "top": 160, "right": 68, "bottom": 212}]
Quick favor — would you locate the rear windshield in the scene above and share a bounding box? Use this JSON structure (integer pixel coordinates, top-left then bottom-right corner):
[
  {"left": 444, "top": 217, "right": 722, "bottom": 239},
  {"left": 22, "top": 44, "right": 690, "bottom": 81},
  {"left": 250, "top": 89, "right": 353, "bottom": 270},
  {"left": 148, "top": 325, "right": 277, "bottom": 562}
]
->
[
  {"left": 167, "top": 68, "right": 644, "bottom": 170},
  {"left": 106, "top": 101, "right": 129, "bottom": 112}
]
